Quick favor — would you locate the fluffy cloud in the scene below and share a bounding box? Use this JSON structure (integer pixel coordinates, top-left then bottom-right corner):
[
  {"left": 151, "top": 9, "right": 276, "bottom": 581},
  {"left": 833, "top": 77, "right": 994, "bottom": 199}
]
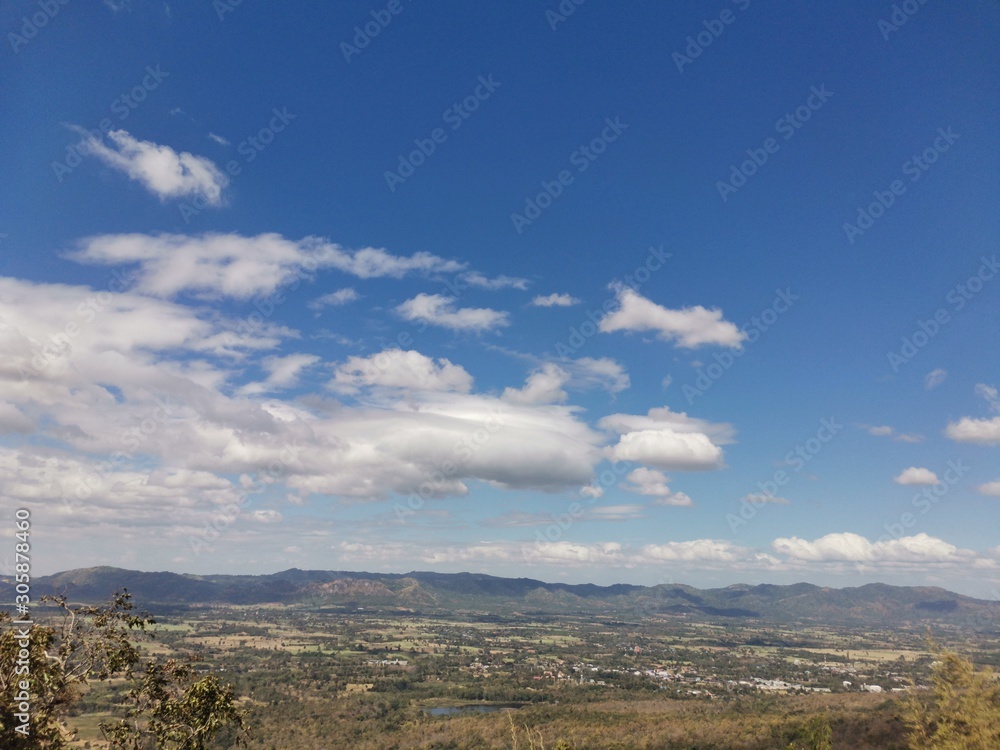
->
[
  {"left": 0, "top": 446, "right": 244, "bottom": 530},
  {"left": 502, "top": 363, "right": 569, "bottom": 405},
  {"left": 396, "top": 294, "right": 509, "bottom": 332},
  {"left": 79, "top": 129, "right": 228, "bottom": 205},
  {"left": 607, "top": 429, "right": 723, "bottom": 471},
  {"left": 0, "top": 274, "right": 610, "bottom": 505},
  {"left": 532, "top": 293, "right": 580, "bottom": 307},
  {"left": 976, "top": 480, "right": 1000, "bottom": 497},
  {"left": 773, "top": 532, "right": 967, "bottom": 564},
  {"left": 338, "top": 540, "right": 628, "bottom": 567},
  {"left": 622, "top": 468, "right": 693, "bottom": 506},
  {"left": 894, "top": 467, "right": 940, "bottom": 486},
  {"left": 71, "top": 233, "right": 466, "bottom": 299},
  {"left": 945, "top": 417, "right": 1000, "bottom": 444},
  {"left": 599, "top": 406, "right": 730, "bottom": 472},
  {"left": 568, "top": 357, "right": 630, "bottom": 394},
  {"left": 638, "top": 539, "right": 754, "bottom": 563},
  {"left": 598, "top": 285, "right": 745, "bottom": 348},
  {"left": 331, "top": 349, "right": 473, "bottom": 394},
  {"left": 504, "top": 358, "right": 629, "bottom": 404},
  {"left": 329, "top": 534, "right": 992, "bottom": 575},
  {"left": 240, "top": 354, "right": 321, "bottom": 395},
  {"left": 599, "top": 406, "right": 735, "bottom": 445},
  {"left": 946, "top": 384, "right": 1000, "bottom": 445}
]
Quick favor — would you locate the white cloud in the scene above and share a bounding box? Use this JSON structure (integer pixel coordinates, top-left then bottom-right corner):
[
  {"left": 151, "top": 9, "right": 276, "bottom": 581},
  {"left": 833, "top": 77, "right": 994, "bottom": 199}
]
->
[
  {"left": 308, "top": 288, "right": 359, "bottom": 310},
  {"left": 207, "top": 132, "right": 230, "bottom": 146},
  {"left": 945, "top": 416, "right": 1000, "bottom": 445},
  {"left": 337, "top": 540, "right": 628, "bottom": 567},
  {"left": 248, "top": 510, "right": 282, "bottom": 524},
  {"left": 599, "top": 406, "right": 736, "bottom": 445},
  {"left": 567, "top": 357, "right": 630, "bottom": 395},
  {"left": 0, "top": 275, "right": 607, "bottom": 503},
  {"left": 502, "top": 363, "right": 569, "bottom": 405},
  {"left": 773, "top": 532, "right": 967, "bottom": 564},
  {"left": 240, "top": 354, "right": 320, "bottom": 395},
  {"left": 607, "top": 429, "right": 723, "bottom": 471},
  {"left": 975, "top": 480, "right": 1000, "bottom": 497},
  {"left": 600, "top": 406, "right": 729, "bottom": 472},
  {"left": 79, "top": 129, "right": 228, "bottom": 205},
  {"left": 925, "top": 368, "right": 947, "bottom": 390},
  {"left": 396, "top": 293, "right": 509, "bottom": 332},
  {"left": 639, "top": 539, "right": 752, "bottom": 563},
  {"left": 622, "top": 468, "right": 693, "bottom": 506},
  {"left": 894, "top": 467, "right": 940, "bottom": 486},
  {"left": 70, "top": 233, "right": 466, "bottom": 299},
  {"left": 598, "top": 284, "right": 745, "bottom": 348},
  {"left": 331, "top": 349, "right": 473, "bottom": 394},
  {"left": 946, "top": 384, "right": 1000, "bottom": 445},
  {"left": 531, "top": 293, "right": 580, "bottom": 307},
  {"left": 330, "top": 534, "right": 991, "bottom": 575}
]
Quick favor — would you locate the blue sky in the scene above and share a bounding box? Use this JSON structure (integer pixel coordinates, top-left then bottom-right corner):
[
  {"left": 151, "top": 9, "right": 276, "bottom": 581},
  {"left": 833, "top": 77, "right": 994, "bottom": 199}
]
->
[{"left": 1, "top": 0, "right": 998, "bottom": 597}]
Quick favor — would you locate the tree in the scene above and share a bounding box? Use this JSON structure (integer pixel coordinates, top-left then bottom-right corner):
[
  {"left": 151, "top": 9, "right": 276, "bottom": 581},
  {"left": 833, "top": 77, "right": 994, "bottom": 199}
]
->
[
  {"left": 903, "top": 640, "right": 1000, "bottom": 750},
  {"left": 0, "top": 591, "right": 248, "bottom": 749}
]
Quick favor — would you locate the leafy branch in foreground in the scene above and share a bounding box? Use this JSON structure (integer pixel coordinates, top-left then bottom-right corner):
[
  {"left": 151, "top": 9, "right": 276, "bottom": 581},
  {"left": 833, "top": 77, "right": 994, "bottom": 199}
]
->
[
  {"left": 0, "top": 590, "right": 248, "bottom": 749},
  {"left": 902, "top": 637, "right": 1000, "bottom": 750},
  {"left": 102, "top": 658, "right": 248, "bottom": 750}
]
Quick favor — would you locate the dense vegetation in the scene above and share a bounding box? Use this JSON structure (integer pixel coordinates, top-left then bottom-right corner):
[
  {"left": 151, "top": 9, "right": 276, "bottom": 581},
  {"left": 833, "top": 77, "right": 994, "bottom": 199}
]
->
[{"left": 2, "top": 587, "right": 998, "bottom": 748}]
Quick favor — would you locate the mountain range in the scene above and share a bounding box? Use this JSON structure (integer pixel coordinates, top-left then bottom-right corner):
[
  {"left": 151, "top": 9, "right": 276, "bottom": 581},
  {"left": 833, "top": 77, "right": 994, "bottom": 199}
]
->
[{"left": 6, "top": 566, "right": 1000, "bottom": 629}]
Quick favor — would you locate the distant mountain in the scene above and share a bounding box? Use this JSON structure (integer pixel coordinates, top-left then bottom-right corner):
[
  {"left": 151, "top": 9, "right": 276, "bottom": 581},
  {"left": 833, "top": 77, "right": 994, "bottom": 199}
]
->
[{"left": 3, "top": 566, "right": 997, "bottom": 628}]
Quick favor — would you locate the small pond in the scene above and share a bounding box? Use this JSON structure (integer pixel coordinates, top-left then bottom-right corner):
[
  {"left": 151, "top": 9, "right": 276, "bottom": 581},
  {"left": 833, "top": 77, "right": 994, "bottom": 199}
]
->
[{"left": 422, "top": 704, "right": 521, "bottom": 716}]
